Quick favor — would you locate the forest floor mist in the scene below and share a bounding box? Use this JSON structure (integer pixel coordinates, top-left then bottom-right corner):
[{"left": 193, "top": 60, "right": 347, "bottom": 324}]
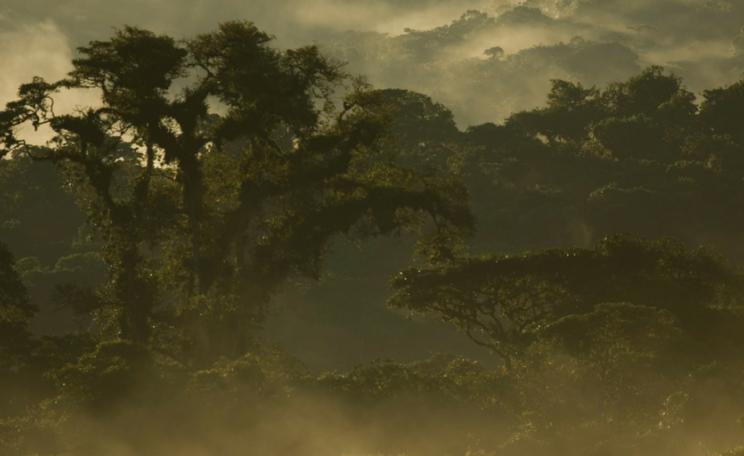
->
[{"left": 5, "top": 345, "right": 744, "bottom": 456}]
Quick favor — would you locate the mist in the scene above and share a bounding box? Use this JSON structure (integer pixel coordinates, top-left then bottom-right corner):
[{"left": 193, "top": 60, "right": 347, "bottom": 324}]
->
[
  {"left": 4, "top": 0, "right": 744, "bottom": 126},
  {"left": 3, "top": 2, "right": 744, "bottom": 456}
]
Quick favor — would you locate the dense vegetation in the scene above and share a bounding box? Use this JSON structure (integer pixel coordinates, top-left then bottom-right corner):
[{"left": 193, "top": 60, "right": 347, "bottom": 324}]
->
[{"left": 2, "top": 22, "right": 744, "bottom": 455}]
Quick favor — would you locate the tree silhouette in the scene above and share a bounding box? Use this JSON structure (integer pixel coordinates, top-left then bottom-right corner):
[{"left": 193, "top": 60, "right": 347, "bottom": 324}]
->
[
  {"left": 0, "top": 22, "right": 472, "bottom": 361},
  {"left": 391, "top": 236, "right": 739, "bottom": 368}
]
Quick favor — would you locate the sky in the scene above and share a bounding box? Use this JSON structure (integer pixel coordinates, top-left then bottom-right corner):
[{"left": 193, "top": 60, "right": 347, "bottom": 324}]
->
[{"left": 2, "top": 0, "right": 744, "bottom": 125}]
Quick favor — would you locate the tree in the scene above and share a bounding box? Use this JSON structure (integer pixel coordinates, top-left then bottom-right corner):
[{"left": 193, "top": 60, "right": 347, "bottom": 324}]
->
[
  {"left": 700, "top": 80, "right": 744, "bottom": 144},
  {"left": 390, "top": 236, "right": 739, "bottom": 368},
  {"left": 352, "top": 88, "right": 462, "bottom": 174},
  {"left": 501, "top": 67, "right": 696, "bottom": 161},
  {"left": 506, "top": 79, "right": 603, "bottom": 144},
  {"left": 0, "top": 241, "right": 36, "bottom": 416},
  {"left": 593, "top": 66, "right": 696, "bottom": 162},
  {"left": 601, "top": 66, "right": 695, "bottom": 120},
  {"left": 0, "top": 22, "right": 472, "bottom": 362},
  {"left": 0, "top": 241, "right": 34, "bottom": 352}
]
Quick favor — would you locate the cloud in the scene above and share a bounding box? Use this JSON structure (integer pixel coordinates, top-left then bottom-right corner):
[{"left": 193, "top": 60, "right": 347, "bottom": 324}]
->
[
  {"left": 319, "top": 10, "right": 641, "bottom": 124},
  {"left": 0, "top": 0, "right": 494, "bottom": 46},
  {"left": 0, "top": 19, "right": 100, "bottom": 144},
  {"left": 2, "top": 0, "right": 744, "bottom": 125},
  {"left": 288, "top": 0, "right": 494, "bottom": 34},
  {"left": 0, "top": 20, "right": 71, "bottom": 105},
  {"left": 316, "top": 2, "right": 744, "bottom": 124}
]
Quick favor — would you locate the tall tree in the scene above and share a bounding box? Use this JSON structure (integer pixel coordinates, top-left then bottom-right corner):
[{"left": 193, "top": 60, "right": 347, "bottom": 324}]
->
[{"left": 0, "top": 23, "right": 472, "bottom": 361}]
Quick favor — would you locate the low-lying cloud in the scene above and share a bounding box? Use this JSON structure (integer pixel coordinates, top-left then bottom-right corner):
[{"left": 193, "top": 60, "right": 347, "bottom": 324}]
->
[{"left": 3, "top": 0, "right": 744, "bottom": 125}]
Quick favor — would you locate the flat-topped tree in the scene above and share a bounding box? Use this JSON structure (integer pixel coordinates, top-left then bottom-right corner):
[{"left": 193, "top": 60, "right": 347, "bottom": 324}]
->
[
  {"left": 391, "top": 235, "right": 740, "bottom": 369},
  {"left": 0, "top": 22, "right": 472, "bottom": 361}
]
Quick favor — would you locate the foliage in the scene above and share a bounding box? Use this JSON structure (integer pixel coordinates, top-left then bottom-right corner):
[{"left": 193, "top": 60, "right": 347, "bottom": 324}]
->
[
  {"left": 3, "top": 23, "right": 744, "bottom": 455},
  {"left": 0, "top": 23, "right": 472, "bottom": 363},
  {"left": 391, "top": 235, "right": 740, "bottom": 367}
]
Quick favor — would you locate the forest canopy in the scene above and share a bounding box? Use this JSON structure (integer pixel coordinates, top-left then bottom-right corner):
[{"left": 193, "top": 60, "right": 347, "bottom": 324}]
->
[{"left": 2, "top": 20, "right": 744, "bottom": 456}]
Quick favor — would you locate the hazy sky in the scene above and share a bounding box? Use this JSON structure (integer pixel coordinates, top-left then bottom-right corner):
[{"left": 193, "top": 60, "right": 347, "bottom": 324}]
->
[{"left": 2, "top": 0, "right": 743, "bottom": 125}]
